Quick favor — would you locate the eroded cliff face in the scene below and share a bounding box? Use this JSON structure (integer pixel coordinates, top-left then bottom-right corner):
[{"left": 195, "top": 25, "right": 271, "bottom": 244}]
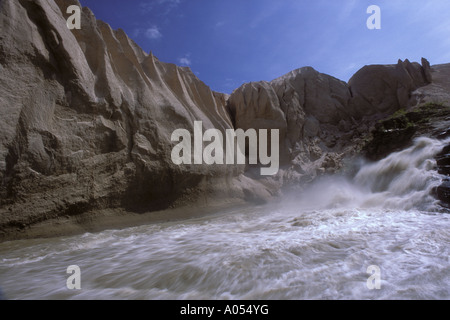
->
[
  {"left": 0, "top": 0, "right": 274, "bottom": 237},
  {"left": 227, "top": 59, "right": 433, "bottom": 185},
  {"left": 0, "top": 0, "right": 439, "bottom": 239},
  {"left": 348, "top": 58, "right": 433, "bottom": 116}
]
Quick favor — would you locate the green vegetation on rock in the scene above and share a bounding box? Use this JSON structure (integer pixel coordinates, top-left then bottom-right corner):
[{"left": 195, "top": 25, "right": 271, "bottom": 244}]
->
[{"left": 363, "top": 102, "right": 450, "bottom": 161}]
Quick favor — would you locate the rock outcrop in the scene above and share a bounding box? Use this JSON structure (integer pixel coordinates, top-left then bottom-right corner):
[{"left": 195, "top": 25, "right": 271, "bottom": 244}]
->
[
  {"left": 436, "top": 145, "right": 450, "bottom": 207},
  {"left": 227, "top": 60, "right": 433, "bottom": 185},
  {"left": 348, "top": 59, "right": 432, "bottom": 117},
  {"left": 0, "top": 0, "right": 444, "bottom": 240},
  {"left": 358, "top": 63, "right": 450, "bottom": 208}
]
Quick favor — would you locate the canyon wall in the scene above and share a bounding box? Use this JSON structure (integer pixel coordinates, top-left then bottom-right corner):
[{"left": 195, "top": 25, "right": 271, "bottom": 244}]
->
[{"left": 0, "top": 0, "right": 439, "bottom": 239}]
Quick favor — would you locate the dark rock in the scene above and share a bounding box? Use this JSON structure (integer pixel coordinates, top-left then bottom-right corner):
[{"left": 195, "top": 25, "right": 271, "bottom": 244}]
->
[
  {"left": 348, "top": 59, "right": 432, "bottom": 117},
  {"left": 363, "top": 124, "right": 416, "bottom": 161},
  {"left": 436, "top": 144, "right": 450, "bottom": 176},
  {"left": 436, "top": 181, "right": 450, "bottom": 206},
  {"left": 436, "top": 129, "right": 450, "bottom": 140},
  {"left": 437, "top": 157, "right": 450, "bottom": 167},
  {"left": 363, "top": 103, "right": 450, "bottom": 162},
  {"left": 436, "top": 143, "right": 450, "bottom": 207},
  {"left": 439, "top": 166, "right": 450, "bottom": 176}
]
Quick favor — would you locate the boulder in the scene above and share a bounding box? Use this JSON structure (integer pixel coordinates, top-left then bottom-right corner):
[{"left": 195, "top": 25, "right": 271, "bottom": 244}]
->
[
  {"left": 436, "top": 144, "right": 450, "bottom": 206},
  {"left": 348, "top": 59, "right": 432, "bottom": 117},
  {"left": 437, "top": 181, "right": 450, "bottom": 207}
]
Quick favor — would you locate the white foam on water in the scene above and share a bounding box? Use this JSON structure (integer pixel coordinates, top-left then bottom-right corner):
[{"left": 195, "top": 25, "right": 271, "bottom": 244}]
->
[{"left": 0, "top": 137, "right": 449, "bottom": 300}]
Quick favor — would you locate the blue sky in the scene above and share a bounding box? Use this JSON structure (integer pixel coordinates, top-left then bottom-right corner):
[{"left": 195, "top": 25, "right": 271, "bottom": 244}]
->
[{"left": 78, "top": 0, "right": 450, "bottom": 94}]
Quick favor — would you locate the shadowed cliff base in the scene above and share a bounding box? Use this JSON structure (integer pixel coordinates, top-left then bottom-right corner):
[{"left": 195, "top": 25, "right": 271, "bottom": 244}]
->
[{"left": 1, "top": 0, "right": 449, "bottom": 241}]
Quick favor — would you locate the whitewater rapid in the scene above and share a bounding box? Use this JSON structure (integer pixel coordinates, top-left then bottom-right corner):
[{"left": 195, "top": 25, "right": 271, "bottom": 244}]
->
[{"left": 0, "top": 137, "right": 449, "bottom": 300}]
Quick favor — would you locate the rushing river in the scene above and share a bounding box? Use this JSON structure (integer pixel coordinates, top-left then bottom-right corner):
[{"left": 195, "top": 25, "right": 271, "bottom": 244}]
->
[{"left": 0, "top": 137, "right": 449, "bottom": 300}]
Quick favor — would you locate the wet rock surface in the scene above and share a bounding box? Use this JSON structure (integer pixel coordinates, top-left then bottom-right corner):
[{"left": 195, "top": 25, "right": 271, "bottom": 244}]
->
[
  {"left": 363, "top": 103, "right": 450, "bottom": 161},
  {"left": 362, "top": 102, "right": 450, "bottom": 207},
  {"left": 436, "top": 145, "right": 450, "bottom": 206}
]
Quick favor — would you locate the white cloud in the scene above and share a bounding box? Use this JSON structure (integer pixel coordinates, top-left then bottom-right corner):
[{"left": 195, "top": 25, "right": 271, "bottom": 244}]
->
[
  {"left": 178, "top": 54, "right": 192, "bottom": 66},
  {"left": 132, "top": 26, "right": 163, "bottom": 40},
  {"left": 178, "top": 57, "right": 191, "bottom": 66},
  {"left": 145, "top": 26, "right": 162, "bottom": 39}
]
